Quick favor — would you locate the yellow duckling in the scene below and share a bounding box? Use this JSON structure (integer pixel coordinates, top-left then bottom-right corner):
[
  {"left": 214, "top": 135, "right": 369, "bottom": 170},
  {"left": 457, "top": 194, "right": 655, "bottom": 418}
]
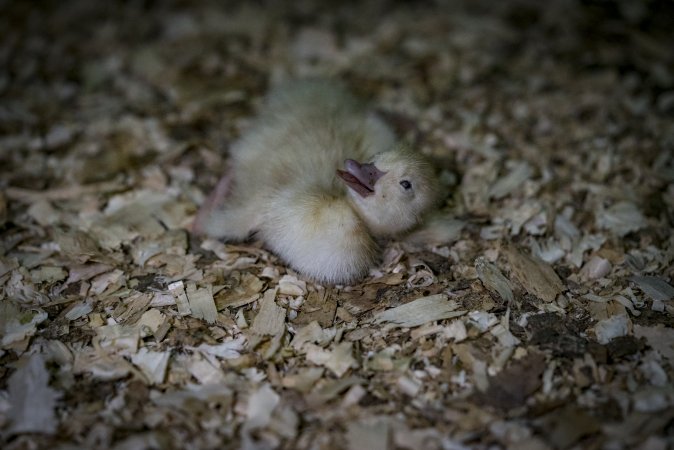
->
[{"left": 194, "top": 80, "right": 440, "bottom": 284}]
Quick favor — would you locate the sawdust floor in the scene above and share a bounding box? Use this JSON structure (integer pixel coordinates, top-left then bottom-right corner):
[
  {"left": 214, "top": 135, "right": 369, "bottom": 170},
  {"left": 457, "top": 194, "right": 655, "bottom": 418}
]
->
[{"left": 1, "top": 1, "right": 673, "bottom": 449}]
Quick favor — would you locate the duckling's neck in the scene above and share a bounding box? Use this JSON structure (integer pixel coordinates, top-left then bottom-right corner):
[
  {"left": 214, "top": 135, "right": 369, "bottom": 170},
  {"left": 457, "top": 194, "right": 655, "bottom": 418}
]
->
[
  {"left": 346, "top": 190, "right": 423, "bottom": 238},
  {"left": 344, "top": 196, "right": 391, "bottom": 239}
]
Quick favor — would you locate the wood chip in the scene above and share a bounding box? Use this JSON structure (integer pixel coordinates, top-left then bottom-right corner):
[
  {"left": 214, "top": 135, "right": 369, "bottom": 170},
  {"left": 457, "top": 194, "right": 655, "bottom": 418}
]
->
[
  {"left": 216, "top": 273, "right": 264, "bottom": 309},
  {"left": 244, "top": 384, "right": 280, "bottom": 431},
  {"left": 186, "top": 283, "right": 217, "bottom": 323},
  {"left": 294, "top": 289, "right": 337, "bottom": 327},
  {"left": 251, "top": 289, "right": 286, "bottom": 336},
  {"left": 305, "top": 341, "right": 358, "bottom": 377},
  {"left": 347, "top": 417, "right": 390, "bottom": 450},
  {"left": 506, "top": 246, "right": 564, "bottom": 302},
  {"left": 307, "top": 376, "right": 364, "bottom": 406},
  {"left": 475, "top": 256, "right": 514, "bottom": 303},
  {"left": 278, "top": 275, "right": 307, "bottom": 296},
  {"left": 629, "top": 276, "right": 674, "bottom": 302},
  {"left": 7, "top": 354, "right": 60, "bottom": 434},
  {"left": 168, "top": 281, "right": 191, "bottom": 316},
  {"left": 373, "top": 294, "right": 465, "bottom": 328},
  {"left": 131, "top": 348, "right": 170, "bottom": 384}
]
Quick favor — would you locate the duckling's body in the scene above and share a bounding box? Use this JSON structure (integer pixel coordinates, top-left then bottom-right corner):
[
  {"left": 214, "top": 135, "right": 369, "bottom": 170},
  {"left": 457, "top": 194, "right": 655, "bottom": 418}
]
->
[{"left": 195, "top": 80, "right": 439, "bottom": 284}]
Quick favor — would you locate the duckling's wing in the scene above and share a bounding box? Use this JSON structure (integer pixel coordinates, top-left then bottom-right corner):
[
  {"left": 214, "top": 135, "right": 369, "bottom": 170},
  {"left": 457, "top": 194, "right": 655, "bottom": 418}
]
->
[
  {"left": 229, "top": 80, "right": 396, "bottom": 198},
  {"left": 265, "top": 79, "right": 395, "bottom": 161}
]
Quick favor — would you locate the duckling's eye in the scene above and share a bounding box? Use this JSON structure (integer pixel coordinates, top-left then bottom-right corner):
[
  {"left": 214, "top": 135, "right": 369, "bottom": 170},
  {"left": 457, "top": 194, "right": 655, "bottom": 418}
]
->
[{"left": 400, "top": 180, "right": 412, "bottom": 190}]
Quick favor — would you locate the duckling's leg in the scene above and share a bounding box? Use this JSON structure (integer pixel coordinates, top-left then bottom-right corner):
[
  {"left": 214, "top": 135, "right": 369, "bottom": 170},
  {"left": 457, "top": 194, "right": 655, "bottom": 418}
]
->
[
  {"left": 192, "top": 166, "right": 235, "bottom": 236},
  {"left": 192, "top": 164, "right": 259, "bottom": 240},
  {"left": 194, "top": 204, "right": 258, "bottom": 241}
]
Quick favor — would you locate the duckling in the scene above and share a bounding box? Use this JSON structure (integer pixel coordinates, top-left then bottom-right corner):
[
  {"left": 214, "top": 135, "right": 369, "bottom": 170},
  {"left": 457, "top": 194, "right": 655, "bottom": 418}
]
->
[{"left": 193, "top": 80, "right": 440, "bottom": 284}]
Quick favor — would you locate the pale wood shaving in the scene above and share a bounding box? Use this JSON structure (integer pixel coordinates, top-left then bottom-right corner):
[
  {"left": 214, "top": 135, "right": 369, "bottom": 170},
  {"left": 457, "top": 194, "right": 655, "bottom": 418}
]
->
[
  {"left": 373, "top": 294, "right": 465, "bottom": 328},
  {"left": 131, "top": 348, "right": 170, "bottom": 384},
  {"left": 306, "top": 341, "right": 358, "bottom": 377},
  {"left": 168, "top": 280, "right": 191, "bottom": 316},
  {"left": 506, "top": 246, "right": 564, "bottom": 302},
  {"left": 251, "top": 289, "right": 286, "bottom": 336},
  {"left": 186, "top": 283, "right": 217, "bottom": 324},
  {"left": 7, "top": 354, "right": 60, "bottom": 434}
]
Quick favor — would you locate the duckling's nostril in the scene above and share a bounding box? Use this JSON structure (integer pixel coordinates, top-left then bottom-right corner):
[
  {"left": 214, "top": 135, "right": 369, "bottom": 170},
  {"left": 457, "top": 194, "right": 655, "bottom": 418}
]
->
[{"left": 342, "top": 159, "right": 385, "bottom": 191}]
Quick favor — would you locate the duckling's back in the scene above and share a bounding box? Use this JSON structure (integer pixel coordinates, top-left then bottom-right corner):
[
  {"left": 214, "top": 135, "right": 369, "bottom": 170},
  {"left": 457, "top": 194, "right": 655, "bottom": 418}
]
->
[{"left": 229, "top": 80, "right": 395, "bottom": 197}]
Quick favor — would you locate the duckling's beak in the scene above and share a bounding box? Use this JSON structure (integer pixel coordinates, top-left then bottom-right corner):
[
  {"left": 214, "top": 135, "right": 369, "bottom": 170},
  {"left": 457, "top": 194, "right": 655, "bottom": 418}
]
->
[{"left": 336, "top": 159, "right": 385, "bottom": 197}]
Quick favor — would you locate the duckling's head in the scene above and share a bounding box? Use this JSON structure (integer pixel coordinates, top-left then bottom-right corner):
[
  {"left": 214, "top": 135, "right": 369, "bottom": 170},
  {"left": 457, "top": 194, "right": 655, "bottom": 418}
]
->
[{"left": 337, "top": 148, "right": 440, "bottom": 237}]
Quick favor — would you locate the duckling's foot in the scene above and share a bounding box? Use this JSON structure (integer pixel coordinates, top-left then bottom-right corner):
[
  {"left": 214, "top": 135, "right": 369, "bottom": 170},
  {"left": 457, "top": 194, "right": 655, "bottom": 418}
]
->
[{"left": 192, "top": 163, "right": 234, "bottom": 235}]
